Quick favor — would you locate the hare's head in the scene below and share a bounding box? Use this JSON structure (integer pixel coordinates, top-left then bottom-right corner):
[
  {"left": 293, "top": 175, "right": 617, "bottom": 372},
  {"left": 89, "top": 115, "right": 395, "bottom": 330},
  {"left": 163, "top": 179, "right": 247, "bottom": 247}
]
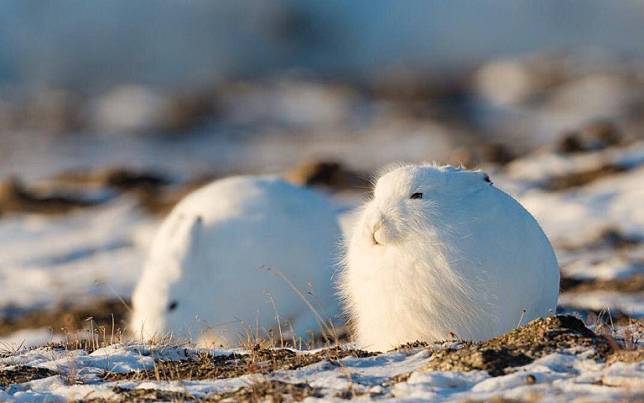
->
[{"left": 354, "top": 164, "right": 492, "bottom": 248}]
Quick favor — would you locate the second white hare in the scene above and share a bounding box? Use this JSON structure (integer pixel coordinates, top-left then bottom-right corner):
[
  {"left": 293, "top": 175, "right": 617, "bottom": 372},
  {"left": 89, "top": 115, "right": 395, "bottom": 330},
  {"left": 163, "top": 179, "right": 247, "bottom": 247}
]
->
[{"left": 130, "top": 175, "right": 341, "bottom": 346}]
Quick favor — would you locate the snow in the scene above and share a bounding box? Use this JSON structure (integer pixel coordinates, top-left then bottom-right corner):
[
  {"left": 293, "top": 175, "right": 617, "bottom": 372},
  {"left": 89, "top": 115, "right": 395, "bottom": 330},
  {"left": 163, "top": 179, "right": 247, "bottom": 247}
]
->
[
  {"left": 89, "top": 85, "right": 173, "bottom": 134},
  {"left": 506, "top": 141, "right": 644, "bottom": 187},
  {"left": 1, "top": 343, "right": 642, "bottom": 402},
  {"left": 273, "top": 350, "right": 433, "bottom": 392},
  {"left": 559, "top": 249, "right": 643, "bottom": 281},
  {"left": 559, "top": 292, "right": 644, "bottom": 317},
  {"left": 516, "top": 165, "right": 644, "bottom": 246},
  {"left": 391, "top": 352, "right": 642, "bottom": 402},
  {"left": 0, "top": 329, "right": 61, "bottom": 350},
  {"left": 0, "top": 199, "right": 154, "bottom": 316}
]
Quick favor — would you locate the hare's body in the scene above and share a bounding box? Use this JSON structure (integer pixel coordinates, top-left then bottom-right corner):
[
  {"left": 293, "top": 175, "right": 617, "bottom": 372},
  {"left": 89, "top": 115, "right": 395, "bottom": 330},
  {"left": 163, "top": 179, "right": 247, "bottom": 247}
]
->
[
  {"left": 340, "top": 165, "right": 559, "bottom": 352},
  {"left": 131, "top": 176, "right": 341, "bottom": 345}
]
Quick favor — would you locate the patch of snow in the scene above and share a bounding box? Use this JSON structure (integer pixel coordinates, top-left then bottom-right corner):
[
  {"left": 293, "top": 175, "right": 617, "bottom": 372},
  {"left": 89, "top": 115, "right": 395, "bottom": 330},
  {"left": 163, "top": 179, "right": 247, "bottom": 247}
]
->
[
  {"left": 0, "top": 329, "right": 62, "bottom": 350},
  {"left": 272, "top": 350, "right": 432, "bottom": 395},
  {"left": 2, "top": 343, "right": 643, "bottom": 402},
  {"left": 123, "top": 375, "right": 260, "bottom": 399},
  {"left": 517, "top": 165, "right": 644, "bottom": 246},
  {"left": 89, "top": 85, "right": 173, "bottom": 134},
  {"left": 7, "top": 375, "right": 117, "bottom": 402},
  {"left": 506, "top": 141, "right": 644, "bottom": 187},
  {"left": 560, "top": 249, "right": 643, "bottom": 281},
  {"left": 0, "top": 199, "right": 156, "bottom": 316},
  {"left": 559, "top": 291, "right": 644, "bottom": 317}
]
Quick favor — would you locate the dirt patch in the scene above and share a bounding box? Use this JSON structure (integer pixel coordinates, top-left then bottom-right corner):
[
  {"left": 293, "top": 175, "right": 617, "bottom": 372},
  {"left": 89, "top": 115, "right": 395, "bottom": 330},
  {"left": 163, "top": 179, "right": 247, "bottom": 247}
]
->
[
  {"left": 556, "top": 121, "right": 623, "bottom": 154},
  {"left": 2, "top": 167, "right": 217, "bottom": 217},
  {"left": 0, "top": 298, "right": 129, "bottom": 340},
  {"left": 591, "top": 228, "right": 642, "bottom": 250},
  {"left": 559, "top": 277, "right": 585, "bottom": 293},
  {"left": 0, "top": 177, "right": 99, "bottom": 215},
  {"left": 83, "top": 387, "right": 196, "bottom": 402},
  {"left": 285, "top": 160, "right": 371, "bottom": 192},
  {"left": 209, "top": 380, "right": 323, "bottom": 402},
  {"left": 423, "top": 315, "right": 612, "bottom": 376},
  {"left": 392, "top": 341, "right": 430, "bottom": 352},
  {"left": 607, "top": 348, "right": 644, "bottom": 364},
  {"left": 83, "top": 380, "right": 322, "bottom": 402},
  {"left": 134, "top": 175, "right": 216, "bottom": 216},
  {"left": 562, "top": 274, "right": 644, "bottom": 294},
  {"left": 54, "top": 167, "right": 209, "bottom": 216},
  {"left": 562, "top": 228, "right": 643, "bottom": 251},
  {"left": 0, "top": 366, "right": 58, "bottom": 387},
  {"left": 542, "top": 163, "right": 629, "bottom": 191},
  {"left": 55, "top": 168, "right": 170, "bottom": 191},
  {"left": 104, "top": 345, "right": 374, "bottom": 382}
]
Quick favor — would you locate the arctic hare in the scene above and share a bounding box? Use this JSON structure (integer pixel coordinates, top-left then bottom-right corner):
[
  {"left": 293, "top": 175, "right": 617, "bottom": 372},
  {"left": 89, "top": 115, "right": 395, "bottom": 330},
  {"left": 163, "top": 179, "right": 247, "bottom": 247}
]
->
[
  {"left": 339, "top": 164, "right": 559, "bottom": 352},
  {"left": 130, "top": 175, "right": 341, "bottom": 346}
]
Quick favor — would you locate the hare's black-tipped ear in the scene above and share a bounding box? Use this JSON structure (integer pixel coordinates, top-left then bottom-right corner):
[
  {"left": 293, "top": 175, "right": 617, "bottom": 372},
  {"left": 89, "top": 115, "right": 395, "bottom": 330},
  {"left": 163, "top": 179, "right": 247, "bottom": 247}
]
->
[
  {"left": 171, "top": 214, "right": 204, "bottom": 271},
  {"left": 483, "top": 173, "right": 493, "bottom": 184}
]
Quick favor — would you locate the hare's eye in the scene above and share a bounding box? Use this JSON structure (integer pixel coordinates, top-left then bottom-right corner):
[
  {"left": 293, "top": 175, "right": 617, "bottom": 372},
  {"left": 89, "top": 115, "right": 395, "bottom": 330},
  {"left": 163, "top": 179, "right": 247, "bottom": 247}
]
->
[
  {"left": 167, "top": 301, "right": 178, "bottom": 312},
  {"left": 410, "top": 192, "right": 423, "bottom": 200}
]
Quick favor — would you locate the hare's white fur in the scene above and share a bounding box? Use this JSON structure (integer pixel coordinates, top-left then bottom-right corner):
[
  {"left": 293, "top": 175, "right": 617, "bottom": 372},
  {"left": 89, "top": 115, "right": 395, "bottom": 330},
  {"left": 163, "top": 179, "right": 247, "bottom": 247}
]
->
[
  {"left": 130, "top": 175, "right": 341, "bottom": 345},
  {"left": 339, "top": 164, "right": 559, "bottom": 352}
]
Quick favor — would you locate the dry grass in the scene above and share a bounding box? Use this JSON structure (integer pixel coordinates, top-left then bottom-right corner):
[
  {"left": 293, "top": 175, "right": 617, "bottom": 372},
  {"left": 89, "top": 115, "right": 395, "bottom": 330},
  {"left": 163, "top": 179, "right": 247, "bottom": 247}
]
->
[
  {"left": 103, "top": 345, "right": 374, "bottom": 382},
  {"left": 0, "top": 314, "right": 641, "bottom": 402},
  {"left": 0, "top": 299, "right": 129, "bottom": 338},
  {"left": 83, "top": 380, "right": 323, "bottom": 402}
]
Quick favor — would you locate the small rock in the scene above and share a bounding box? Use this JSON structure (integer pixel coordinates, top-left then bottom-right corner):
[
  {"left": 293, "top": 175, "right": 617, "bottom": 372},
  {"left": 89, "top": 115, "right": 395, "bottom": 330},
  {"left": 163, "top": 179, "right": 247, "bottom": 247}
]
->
[
  {"left": 285, "top": 160, "right": 369, "bottom": 191},
  {"left": 0, "top": 177, "right": 98, "bottom": 215},
  {"left": 557, "top": 121, "right": 623, "bottom": 154},
  {"left": 542, "top": 162, "right": 627, "bottom": 191},
  {"left": 98, "top": 168, "right": 170, "bottom": 191},
  {"left": 422, "top": 315, "right": 611, "bottom": 376},
  {"left": 481, "top": 143, "right": 516, "bottom": 165}
]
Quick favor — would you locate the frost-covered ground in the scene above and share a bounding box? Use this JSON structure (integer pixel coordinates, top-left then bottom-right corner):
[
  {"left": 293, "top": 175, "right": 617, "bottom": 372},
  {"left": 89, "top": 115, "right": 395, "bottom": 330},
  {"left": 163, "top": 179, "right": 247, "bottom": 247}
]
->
[{"left": 0, "top": 317, "right": 642, "bottom": 402}]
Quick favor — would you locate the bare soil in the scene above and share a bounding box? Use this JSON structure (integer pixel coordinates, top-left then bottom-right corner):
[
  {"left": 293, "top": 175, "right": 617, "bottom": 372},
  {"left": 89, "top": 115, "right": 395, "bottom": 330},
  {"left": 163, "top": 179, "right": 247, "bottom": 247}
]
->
[
  {"left": 0, "top": 299, "right": 129, "bottom": 339},
  {"left": 83, "top": 380, "right": 323, "bottom": 402},
  {"left": 0, "top": 366, "right": 58, "bottom": 387},
  {"left": 423, "top": 315, "right": 612, "bottom": 376},
  {"left": 104, "top": 346, "right": 375, "bottom": 382}
]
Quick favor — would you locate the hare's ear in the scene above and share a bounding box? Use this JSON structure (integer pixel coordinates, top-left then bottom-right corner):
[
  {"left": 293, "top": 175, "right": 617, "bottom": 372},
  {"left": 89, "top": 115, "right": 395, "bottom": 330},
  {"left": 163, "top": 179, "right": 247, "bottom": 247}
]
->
[
  {"left": 467, "top": 170, "right": 492, "bottom": 185},
  {"left": 168, "top": 214, "right": 204, "bottom": 270},
  {"left": 180, "top": 215, "right": 203, "bottom": 268},
  {"left": 451, "top": 169, "right": 492, "bottom": 189}
]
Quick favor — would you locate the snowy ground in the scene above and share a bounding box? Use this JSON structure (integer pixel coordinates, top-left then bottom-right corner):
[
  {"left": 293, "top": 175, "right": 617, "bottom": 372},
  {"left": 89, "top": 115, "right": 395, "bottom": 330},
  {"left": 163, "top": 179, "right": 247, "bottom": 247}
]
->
[
  {"left": 1, "top": 53, "right": 643, "bottom": 400},
  {"left": 0, "top": 317, "right": 642, "bottom": 402},
  {"left": 0, "top": 139, "right": 642, "bottom": 401}
]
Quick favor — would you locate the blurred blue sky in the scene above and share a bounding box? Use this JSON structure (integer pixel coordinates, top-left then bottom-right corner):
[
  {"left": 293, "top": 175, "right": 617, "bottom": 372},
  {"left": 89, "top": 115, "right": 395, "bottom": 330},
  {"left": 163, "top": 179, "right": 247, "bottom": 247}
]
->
[{"left": 1, "top": 0, "right": 643, "bottom": 91}]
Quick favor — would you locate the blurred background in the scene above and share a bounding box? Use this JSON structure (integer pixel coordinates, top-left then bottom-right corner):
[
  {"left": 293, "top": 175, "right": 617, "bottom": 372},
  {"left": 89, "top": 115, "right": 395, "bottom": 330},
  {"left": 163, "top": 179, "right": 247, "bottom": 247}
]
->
[{"left": 0, "top": 1, "right": 642, "bottom": 345}]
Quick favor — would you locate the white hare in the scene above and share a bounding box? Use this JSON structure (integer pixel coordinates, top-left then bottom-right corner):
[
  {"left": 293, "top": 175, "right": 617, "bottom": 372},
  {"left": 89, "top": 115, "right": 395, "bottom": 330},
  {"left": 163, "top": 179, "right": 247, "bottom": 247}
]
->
[
  {"left": 339, "top": 164, "right": 559, "bottom": 352},
  {"left": 130, "top": 175, "right": 341, "bottom": 346}
]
